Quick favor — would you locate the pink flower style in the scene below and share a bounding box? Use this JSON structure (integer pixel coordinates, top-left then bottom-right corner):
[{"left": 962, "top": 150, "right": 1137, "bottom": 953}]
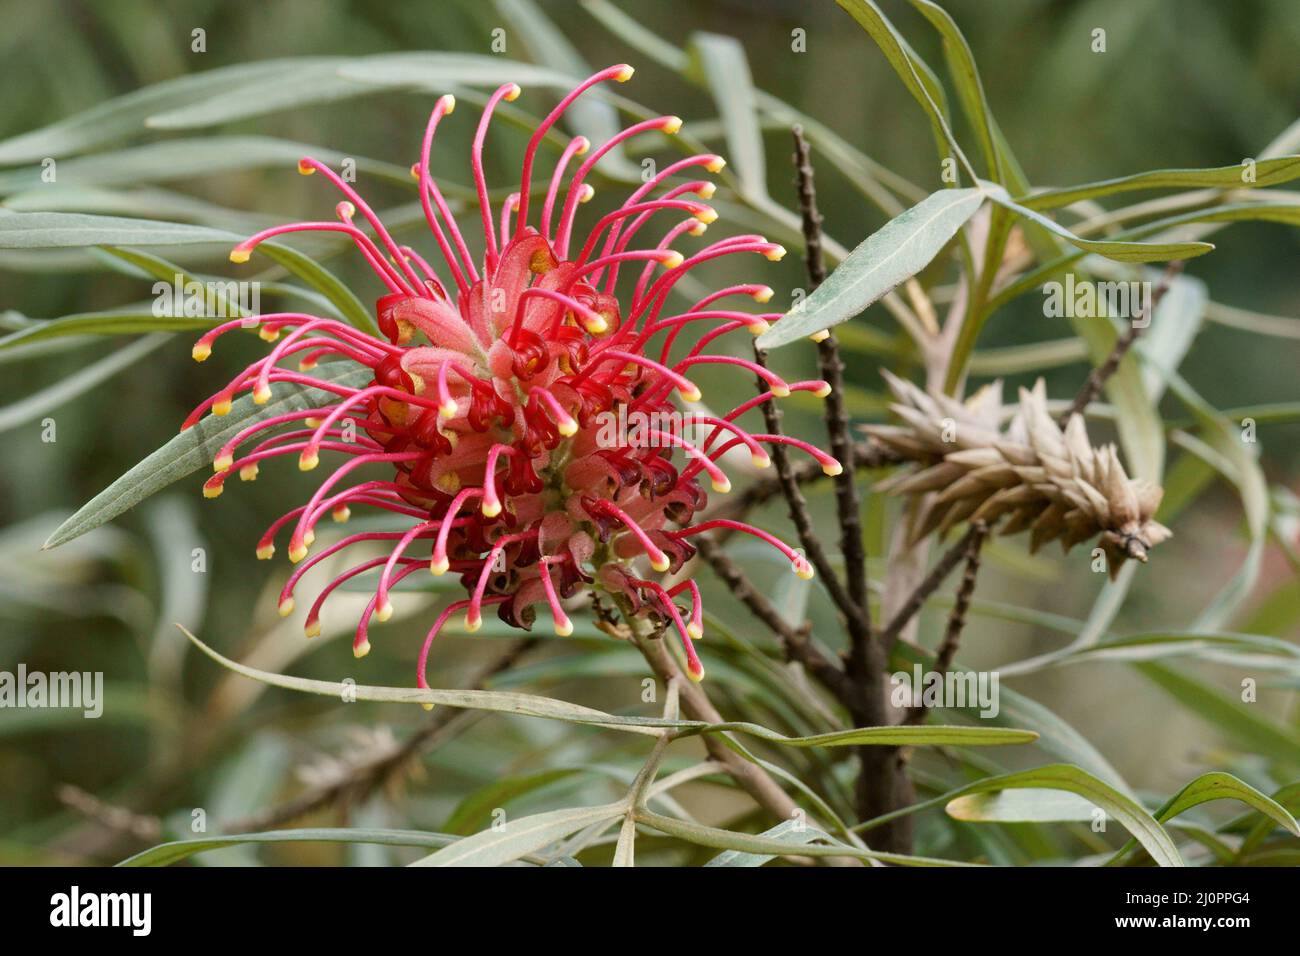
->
[{"left": 188, "top": 64, "right": 838, "bottom": 689}]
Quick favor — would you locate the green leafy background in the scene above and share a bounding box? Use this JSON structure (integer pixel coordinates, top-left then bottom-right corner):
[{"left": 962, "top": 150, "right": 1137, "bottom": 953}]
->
[{"left": 0, "top": 0, "right": 1298, "bottom": 866}]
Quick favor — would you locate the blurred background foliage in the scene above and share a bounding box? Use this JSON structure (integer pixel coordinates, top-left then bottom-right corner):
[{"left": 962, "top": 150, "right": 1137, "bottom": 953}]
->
[{"left": 0, "top": 0, "right": 1298, "bottom": 865}]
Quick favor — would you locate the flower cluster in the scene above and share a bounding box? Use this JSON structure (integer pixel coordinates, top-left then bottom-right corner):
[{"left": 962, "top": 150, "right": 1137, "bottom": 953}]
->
[{"left": 188, "top": 65, "right": 837, "bottom": 689}]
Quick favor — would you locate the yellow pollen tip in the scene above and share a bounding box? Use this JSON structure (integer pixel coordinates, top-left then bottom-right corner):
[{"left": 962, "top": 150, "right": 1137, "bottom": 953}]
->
[
  {"left": 256, "top": 544, "right": 275, "bottom": 560},
  {"left": 650, "top": 554, "right": 671, "bottom": 573},
  {"left": 420, "top": 701, "right": 435, "bottom": 712},
  {"left": 696, "top": 182, "right": 717, "bottom": 199},
  {"left": 304, "top": 619, "right": 320, "bottom": 638},
  {"left": 771, "top": 384, "right": 791, "bottom": 398},
  {"left": 810, "top": 329, "right": 830, "bottom": 343},
  {"left": 304, "top": 530, "right": 315, "bottom": 547},
  {"left": 304, "top": 417, "right": 322, "bottom": 428},
  {"left": 465, "top": 614, "right": 482, "bottom": 633},
  {"left": 376, "top": 601, "right": 393, "bottom": 623},
  {"left": 573, "top": 137, "right": 590, "bottom": 156},
  {"left": 191, "top": 343, "right": 211, "bottom": 362},
  {"left": 687, "top": 663, "right": 705, "bottom": 683},
  {"left": 711, "top": 477, "right": 732, "bottom": 494},
  {"left": 409, "top": 164, "right": 420, "bottom": 180},
  {"left": 430, "top": 556, "right": 450, "bottom": 576},
  {"left": 749, "top": 319, "right": 770, "bottom": 335},
  {"left": 753, "top": 286, "right": 774, "bottom": 303},
  {"left": 353, "top": 640, "right": 371, "bottom": 659},
  {"left": 554, "top": 618, "right": 574, "bottom": 637},
  {"left": 481, "top": 500, "right": 502, "bottom": 518},
  {"left": 615, "top": 65, "right": 635, "bottom": 82},
  {"left": 438, "top": 401, "right": 458, "bottom": 419},
  {"left": 578, "top": 184, "right": 595, "bottom": 203},
  {"left": 335, "top": 201, "right": 355, "bottom": 222},
  {"left": 213, "top": 454, "right": 233, "bottom": 473},
  {"left": 687, "top": 624, "right": 703, "bottom": 641},
  {"left": 441, "top": 94, "right": 456, "bottom": 114},
  {"left": 332, "top": 506, "right": 351, "bottom": 523},
  {"left": 695, "top": 206, "right": 718, "bottom": 224},
  {"left": 794, "top": 562, "right": 815, "bottom": 580},
  {"left": 299, "top": 452, "right": 319, "bottom": 472},
  {"left": 258, "top": 326, "right": 280, "bottom": 342},
  {"left": 585, "top": 315, "right": 608, "bottom": 334},
  {"left": 288, "top": 543, "right": 309, "bottom": 563},
  {"left": 202, "top": 482, "right": 224, "bottom": 499},
  {"left": 297, "top": 160, "right": 315, "bottom": 176},
  {"left": 706, "top": 156, "right": 727, "bottom": 173},
  {"left": 239, "top": 464, "right": 259, "bottom": 481},
  {"left": 228, "top": 248, "right": 251, "bottom": 264},
  {"left": 822, "top": 461, "right": 844, "bottom": 477},
  {"left": 814, "top": 382, "right": 832, "bottom": 398},
  {"left": 765, "top": 245, "right": 787, "bottom": 261},
  {"left": 688, "top": 220, "right": 709, "bottom": 237},
  {"left": 661, "top": 251, "right": 684, "bottom": 269},
  {"left": 298, "top": 358, "right": 317, "bottom": 372},
  {"left": 662, "top": 115, "right": 683, "bottom": 134},
  {"left": 278, "top": 598, "right": 295, "bottom": 618},
  {"left": 212, "top": 398, "right": 232, "bottom": 417},
  {"left": 504, "top": 84, "right": 521, "bottom": 102},
  {"left": 252, "top": 385, "right": 272, "bottom": 404},
  {"left": 557, "top": 418, "right": 578, "bottom": 437},
  {"left": 752, "top": 453, "right": 772, "bottom": 469},
  {"left": 679, "top": 384, "right": 702, "bottom": 403}
]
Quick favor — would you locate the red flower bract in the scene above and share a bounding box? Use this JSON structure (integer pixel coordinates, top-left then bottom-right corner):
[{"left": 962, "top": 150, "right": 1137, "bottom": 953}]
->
[{"left": 187, "top": 65, "right": 838, "bottom": 690}]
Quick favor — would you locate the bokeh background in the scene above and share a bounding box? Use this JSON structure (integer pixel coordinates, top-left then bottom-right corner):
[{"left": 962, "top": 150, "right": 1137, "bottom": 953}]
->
[{"left": 1, "top": 0, "right": 1297, "bottom": 865}]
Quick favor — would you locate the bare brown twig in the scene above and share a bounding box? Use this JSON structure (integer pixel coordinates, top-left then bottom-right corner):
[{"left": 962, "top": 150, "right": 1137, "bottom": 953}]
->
[
  {"left": 57, "top": 784, "right": 162, "bottom": 842},
  {"left": 1057, "top": 260, "right": 1184, "bottom": 427},
  {"left": 753, "top": 346, "right": 873, "bottom": 644},
  {"left": 793, "top": 123, "right": 873, "bottom": 653},
  {"left": 905, "top": 521, "right": 986, "bottom": 725}
]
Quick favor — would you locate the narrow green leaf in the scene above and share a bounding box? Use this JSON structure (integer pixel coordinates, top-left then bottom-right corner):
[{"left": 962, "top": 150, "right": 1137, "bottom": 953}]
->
[
  {"left": 757, "top": 187, "right": 984, "bottom": 348},
  {"left": 940, "top": 765, "right": 1182, "bottom": 866},
  {"left": 946, "top": 789, "right": 1100, "bottom": 823},
  {"left": 704, "top": 818, "right": 832, "bottom": 867},
  {"left": 1021, "top": 156, "right": 1300, "bottom": 211},
  {"left": 687, "top": 33, "right": 766, "bottom": 199},
  {"left": 0, "top": 58, "right": 338, "bottom": 162},
  {"left": 0, "top": 211, "right": 230, "bottom": 249},
  {"left": 836, "top": 0, "right": 971, "bottom": 177},
  {"left": 411, "top": 803, "right": 626, "bottom": 867},
  {"left": 1108, "top": 772, "right": 1299, "bottom": 866},
  {"left": 177, "top": 627, "right": 1039, "bottom": 747},
  {"left": 907, "top": 0, "right": 1002, "bottom": 182},
  {"left": 0, "top": 311, "right": 211, "bottom": 349},
  {"left": 118, "top": 828, "right": 458, "bottom": 867},
  {"left": 988, "top": 192, "right": 1215, "bottom": 262},
  {"left": 642, "top": 810, "right": 975, "bottom": 866},
  {"left": 0, "top": 136, "right": 410, "bottom": 194}
]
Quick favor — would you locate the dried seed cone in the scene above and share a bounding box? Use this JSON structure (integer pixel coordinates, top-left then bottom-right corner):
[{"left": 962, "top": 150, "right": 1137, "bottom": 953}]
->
[{"left": 862, "top": 371, "right": 1171, "bottom": 579}]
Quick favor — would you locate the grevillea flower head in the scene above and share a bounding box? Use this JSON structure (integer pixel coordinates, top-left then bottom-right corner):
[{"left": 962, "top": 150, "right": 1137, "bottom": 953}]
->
[{"left": 189, "top": 65, "right": 836, "bottom": 691}]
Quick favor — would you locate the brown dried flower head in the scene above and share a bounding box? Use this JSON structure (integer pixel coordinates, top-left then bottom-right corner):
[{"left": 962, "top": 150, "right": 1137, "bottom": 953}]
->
[{"left": 862, "top": 371, "right": 1171, "bottom": 578}]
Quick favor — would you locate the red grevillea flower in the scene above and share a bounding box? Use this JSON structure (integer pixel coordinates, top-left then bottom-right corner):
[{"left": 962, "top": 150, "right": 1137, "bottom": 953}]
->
[{"left": 188, "top": 65, "right": 838, "bottom": 689}]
